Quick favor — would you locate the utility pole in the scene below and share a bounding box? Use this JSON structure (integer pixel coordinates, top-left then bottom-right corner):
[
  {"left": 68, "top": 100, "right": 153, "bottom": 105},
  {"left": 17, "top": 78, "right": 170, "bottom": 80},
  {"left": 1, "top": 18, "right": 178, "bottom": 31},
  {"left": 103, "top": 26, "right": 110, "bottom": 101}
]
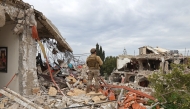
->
[{"left": 187, "top": 50, "right": 189, "bottom": 57}]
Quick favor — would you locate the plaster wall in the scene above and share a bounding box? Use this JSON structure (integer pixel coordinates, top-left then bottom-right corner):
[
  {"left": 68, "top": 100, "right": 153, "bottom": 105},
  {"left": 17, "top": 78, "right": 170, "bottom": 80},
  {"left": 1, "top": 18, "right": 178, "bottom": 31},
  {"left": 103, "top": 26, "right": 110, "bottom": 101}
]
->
[{"left": 0, "top": 21, "right": 19, "bottom": 93}]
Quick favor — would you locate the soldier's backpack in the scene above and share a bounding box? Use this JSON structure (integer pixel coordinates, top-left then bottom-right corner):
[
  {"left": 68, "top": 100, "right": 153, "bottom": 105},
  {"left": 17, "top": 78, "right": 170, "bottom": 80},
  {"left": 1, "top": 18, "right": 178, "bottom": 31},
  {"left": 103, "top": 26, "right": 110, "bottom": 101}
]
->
[{"left": 87, "top": 55, "right": 99, "bottom": 69}]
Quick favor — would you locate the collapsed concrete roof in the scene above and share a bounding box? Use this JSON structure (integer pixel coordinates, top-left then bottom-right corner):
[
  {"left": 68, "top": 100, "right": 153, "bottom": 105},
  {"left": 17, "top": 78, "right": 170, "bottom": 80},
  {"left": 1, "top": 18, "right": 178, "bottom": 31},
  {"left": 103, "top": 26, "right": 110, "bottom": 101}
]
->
[
  {"left": 154, "top": 47, "right": 169, "bottom": 53},
  {"left": 0, "top": 0, "right": 72, "bottom": 52},
  {"left": 139, "top": 46, "right": 170, "bottom": 55},
  {"left": 34, "top": 10, "right": 73, "bottom": 52}
]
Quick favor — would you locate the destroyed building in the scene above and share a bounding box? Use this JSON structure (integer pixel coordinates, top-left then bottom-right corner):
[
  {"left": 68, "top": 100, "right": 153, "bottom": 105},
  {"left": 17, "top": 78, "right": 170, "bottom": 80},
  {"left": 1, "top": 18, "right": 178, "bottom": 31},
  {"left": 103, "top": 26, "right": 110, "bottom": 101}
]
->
[
  {"left": 110, "top": 46, "right": 187, "bottom": 87},
  {"left": 0, "top": 1, "right": 163, "bottom": 109},
  {"left": 0, "top": 0, "right": 72, "bottom": 95}
]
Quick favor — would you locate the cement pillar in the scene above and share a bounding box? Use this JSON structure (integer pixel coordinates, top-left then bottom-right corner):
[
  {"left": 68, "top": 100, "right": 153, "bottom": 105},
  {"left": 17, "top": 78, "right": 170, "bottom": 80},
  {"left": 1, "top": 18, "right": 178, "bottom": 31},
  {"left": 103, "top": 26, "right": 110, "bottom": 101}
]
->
[
  {"left": 18, "top": 26, "right": 39, "bottom": 95},
  {"left": 137, "top": 60, "right": 143, "bottom": 70},
  {"left": 164, "top": 61, "right": 169, "bottom": 73},
  {"left": 160, "top": 57, "right": 165, "bottom": 73}
]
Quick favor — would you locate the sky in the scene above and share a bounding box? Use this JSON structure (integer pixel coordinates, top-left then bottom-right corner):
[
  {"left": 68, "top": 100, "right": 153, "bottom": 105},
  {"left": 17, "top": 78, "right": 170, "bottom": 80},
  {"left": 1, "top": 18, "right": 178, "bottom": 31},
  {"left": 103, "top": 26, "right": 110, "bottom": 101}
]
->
[{"left": 24, "top": 0, "right": 190, "bottom": 60}]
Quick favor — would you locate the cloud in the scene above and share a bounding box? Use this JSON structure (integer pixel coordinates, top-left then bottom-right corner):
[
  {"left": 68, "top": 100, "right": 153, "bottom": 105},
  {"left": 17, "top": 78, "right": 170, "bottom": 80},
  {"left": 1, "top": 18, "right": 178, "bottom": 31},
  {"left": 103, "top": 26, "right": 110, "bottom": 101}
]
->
[{"left": 24, "top": 0, "right": 190, "bottom": 60}]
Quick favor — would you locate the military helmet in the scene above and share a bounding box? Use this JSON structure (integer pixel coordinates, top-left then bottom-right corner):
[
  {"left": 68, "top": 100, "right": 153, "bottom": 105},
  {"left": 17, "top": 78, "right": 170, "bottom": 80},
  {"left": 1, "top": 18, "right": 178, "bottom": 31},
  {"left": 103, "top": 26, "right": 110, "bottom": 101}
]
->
[{"left": 90, "top": 48, "right": 96, "bottom": 53}]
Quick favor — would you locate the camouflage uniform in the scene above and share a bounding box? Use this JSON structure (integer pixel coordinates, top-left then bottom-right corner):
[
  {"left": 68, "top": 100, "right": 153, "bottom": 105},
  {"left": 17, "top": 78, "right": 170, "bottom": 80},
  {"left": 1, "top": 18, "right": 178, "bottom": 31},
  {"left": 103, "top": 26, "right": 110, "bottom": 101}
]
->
[{"left": 86, "top": 52, "right": 103, "bottom": 93}]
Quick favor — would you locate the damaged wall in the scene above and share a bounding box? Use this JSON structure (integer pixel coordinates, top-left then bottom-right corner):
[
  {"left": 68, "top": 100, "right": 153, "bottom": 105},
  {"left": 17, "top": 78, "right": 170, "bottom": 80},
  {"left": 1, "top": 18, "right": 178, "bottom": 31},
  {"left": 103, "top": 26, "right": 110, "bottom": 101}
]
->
[
  {"left": 117, "top": 57, "right": 130, "bottom": 69},
  {"left": 18, "top": 26, "right": 39, "bottom": 95},
  {"left": 0, "top": 2, "right": 39, "bottom": 95},
  {"left": 0, "top": 0, "right": 72, "bottom": 95},
  {"left": 0, "top": 21, "right": 19, "bottom": 93}
]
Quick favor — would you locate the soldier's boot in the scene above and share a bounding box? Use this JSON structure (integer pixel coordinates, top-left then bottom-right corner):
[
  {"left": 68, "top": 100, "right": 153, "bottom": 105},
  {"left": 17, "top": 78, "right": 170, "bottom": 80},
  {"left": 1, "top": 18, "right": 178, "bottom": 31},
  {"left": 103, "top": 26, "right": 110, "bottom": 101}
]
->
[
  {"left": 86, "top": 86, "right": 91, "bottom": 93},
  {"left": 95, "top": 85, "right": 99, "bottom": 93}
]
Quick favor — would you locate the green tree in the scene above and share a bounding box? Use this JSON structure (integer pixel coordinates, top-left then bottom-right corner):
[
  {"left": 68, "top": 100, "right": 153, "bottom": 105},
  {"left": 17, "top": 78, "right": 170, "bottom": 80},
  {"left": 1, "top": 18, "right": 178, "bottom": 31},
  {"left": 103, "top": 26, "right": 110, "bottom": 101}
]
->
[
  {"left": 148, "top": 62, "right": 190, "bottom": 109},
  {"left": 102, "top": 56, "right": 117, "bottom": 76},
  {"left": 102, "top": 51, "right": 105, "bottom": 62},
  {"left": 99, "top": 46, "right": 103, "bottom": 60},
  {"left": 96, "top": 43, "right": 100, "bottom": 56},
  {"left": 95, "top": 43, "right": 105, "bottom": 75}
]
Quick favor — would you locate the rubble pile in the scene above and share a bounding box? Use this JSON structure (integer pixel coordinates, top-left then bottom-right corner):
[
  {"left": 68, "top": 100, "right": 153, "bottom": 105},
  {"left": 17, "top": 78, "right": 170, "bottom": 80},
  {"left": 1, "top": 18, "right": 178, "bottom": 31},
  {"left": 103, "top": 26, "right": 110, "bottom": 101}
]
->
[
  {"left": 0, "top": 88, "right": 117, "bottom": 109},
  {"left": 0, "top": 0, "right": 188, "bottom": 107},
  {"left": 0, "top": 97, "right": 20, "bottom": 109},
  {"left": 0, "top": 61, "right": 158, "bottom": 109}
]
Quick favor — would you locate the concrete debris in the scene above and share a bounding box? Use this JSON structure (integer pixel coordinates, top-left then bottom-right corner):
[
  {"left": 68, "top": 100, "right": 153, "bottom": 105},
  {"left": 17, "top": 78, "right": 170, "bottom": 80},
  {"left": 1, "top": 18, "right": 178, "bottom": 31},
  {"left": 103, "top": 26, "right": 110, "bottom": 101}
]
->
[
  {"left": 66, "top": 76, "right": 77, "bottom": 83},
  {"left": 71, "top": 94, "right": 91, "bottom": 103},
  {"left": 54, "top": 100, "right": 66, "bottom": 109},
  {"left": 100, "top": 103, "right": 116, "bottom": 109},
  {"left": 48, "top": 87, "right": 57, "bottom": 96},
  {"left": 0, "top": 88, "right": 43, "bottom": 109},
  {"left": 69, "top": 103, "right": 81, "bottom": 108},
  {"left": 0, "top": 61, "right": 158, "bottom": 109},
  {"left": 98, "top": 95, "right": 107, "bottom": 100},
  {"left": 0, "top": 102, "right": 4, "bottom": 108},
  {"left": 0, "top": 84, "right": 154, "bottom": 109},
  {"left": 43, "top": 105, "right": 51, "bottom": 109},
  {"left": 67, "top": 88, "right": 85, "bottom": 96},
  {"left": 0, "top": 46, "right": 169, "bottom": 108},
  {"left": 92, "top": 96, "right": 101, "bottom": 103},
  {"left": 1, "top": 97, "right": 8, "bottom": 105},
  {"left": 35, "top": 97, "right": 44, "bottom": 105},
  {"left": 7, "top": 103, "right": 19, "bottom": 109},
  {"left": 86, "top": 91, "right": 103, "bottom": 96},
  {"left": 32, "top": 87, "right": 40, "bottom": 95},
  {"left": 1, "top": 62, "right": 156, "bottom": 108}
]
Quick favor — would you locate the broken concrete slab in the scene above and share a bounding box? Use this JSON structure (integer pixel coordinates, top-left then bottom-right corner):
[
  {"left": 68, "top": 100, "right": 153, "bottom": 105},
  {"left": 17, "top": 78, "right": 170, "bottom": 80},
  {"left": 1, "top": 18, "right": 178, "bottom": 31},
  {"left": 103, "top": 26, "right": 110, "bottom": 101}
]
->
[
  {"left": 7, "top": 103, "right": 19, "bottom": 109},
  {"left": 0, "top": 102, "right": 4, "bottom": 108},
  {"left": 48, "top": 87, "right": 57, "bottom": 96},
  {"left": 69, "top": 103, "right": 81, "bottom": 108},
  {"left": 35, "top": 97, "right": 44, "bottom": 105},
  {"left": 92, "top": 96, "right": 101, "bottom": 103},
  {"left": 86, "top": 91, "right": 103, "bottom": 96},
  {"left": 43, "top": 105, "right": 51, "bottom": 109},
  {"left": 54, "top": 100, "right": 66, "bottom": 109},
  {"left": 32, "top": 87, "right": 40, "bottom": 95},
  {"left": 1, "top": 97, "right": 8, "bottom": 105},
  {"left": 67, "top": 88, "right": 85, "bottom": 96},
  {"left": 71, "top": 94, "right": 91, "bottom": 103},
  {"left": 98, "top": 95, "right": 107, "bottom": 100},
  {"left": 0, "top": 88, "right": 43, "bottom": 109},
  {"left": 66, "top": 76, "right": 77, "bottom": 83}
]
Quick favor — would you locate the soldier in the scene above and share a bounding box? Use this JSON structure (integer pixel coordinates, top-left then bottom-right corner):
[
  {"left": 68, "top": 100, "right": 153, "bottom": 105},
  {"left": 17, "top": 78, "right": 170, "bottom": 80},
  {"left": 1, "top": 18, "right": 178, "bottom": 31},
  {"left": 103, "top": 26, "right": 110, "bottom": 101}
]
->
[{"left": 86, "top": 48, "right": 103, "bottom": 93}]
